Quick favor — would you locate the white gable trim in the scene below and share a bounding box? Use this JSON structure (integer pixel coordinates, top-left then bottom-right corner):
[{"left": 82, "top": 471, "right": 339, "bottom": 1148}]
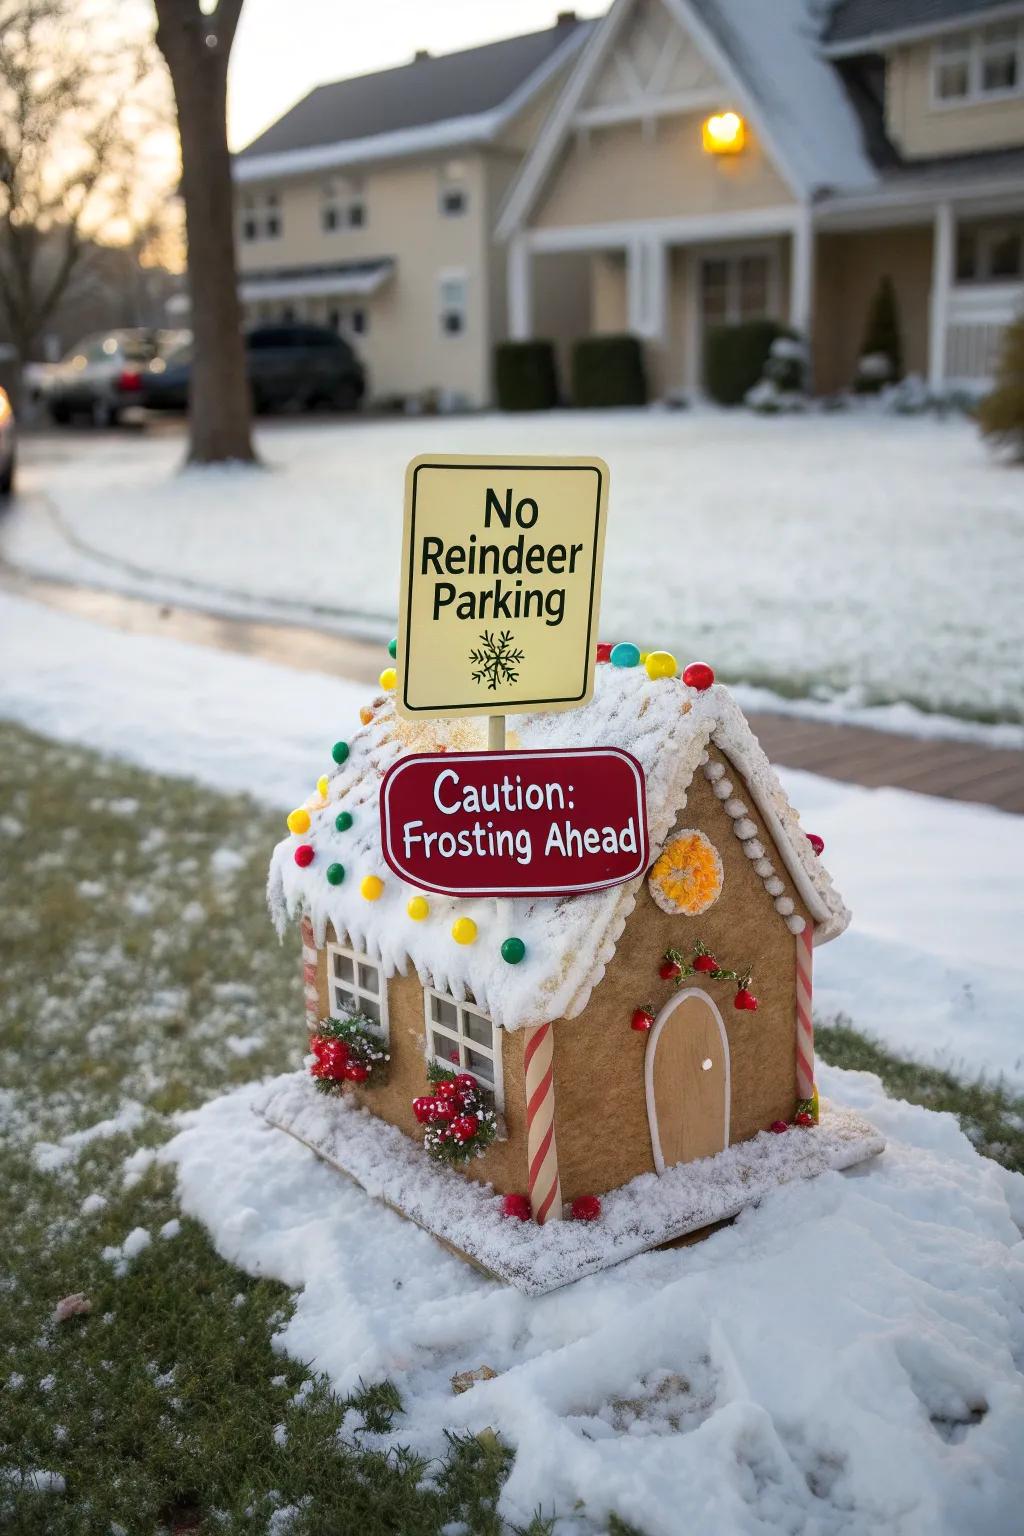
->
[
  {"left": 575, "top": 85, "right": 720, "bottom": 130},
  {"left": 496, "top": 0, "right": 806, "bottom": 242}
]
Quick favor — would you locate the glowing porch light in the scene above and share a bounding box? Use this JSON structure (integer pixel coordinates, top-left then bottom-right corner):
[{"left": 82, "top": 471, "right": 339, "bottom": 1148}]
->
[{"left": 702, "top": 111, "right": 745, "bottom": 155}]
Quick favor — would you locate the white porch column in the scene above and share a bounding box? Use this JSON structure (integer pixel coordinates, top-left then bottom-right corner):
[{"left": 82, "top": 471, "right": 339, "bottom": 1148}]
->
[
  {"left": 789, "top": 207, "right": 815, "bottom": 340},
  {"left": 929, "top": 201, "right": 955, "bottom": 390},
  {"left": 507, "top": 233, "right": 533, "bottom": 340},
  {"left": 626, "top": 237, "right": 668, "bottom": 338}
]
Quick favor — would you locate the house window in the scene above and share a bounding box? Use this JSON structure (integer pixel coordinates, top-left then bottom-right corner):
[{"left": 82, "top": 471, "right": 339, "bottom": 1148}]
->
[
  {"left": 322, "top": 177, "right": 366, "bottom": 232},
  {"left": 328, "top": 306, "right": 368, "bottom": 337},
  {"left": 438, "top": 271, "right": 467, "bottom": 335},
  {"left": 439, "top": 160, "right": 468, "bottom": 217},
  {"left": 240, "top": 190, "right": 283, "bottom": 242},
  {"left": 956, "top": 223, "right": 1024, "bottom": 282},
  {"left": 932, "top": 23, "right": 1023, "bottom": 104},
  {"left": 327, "top": 941, "right": 389, "bottom": 1040},
  {"left": 424, "top": 987, "right": 502, "bottom": 1107}
]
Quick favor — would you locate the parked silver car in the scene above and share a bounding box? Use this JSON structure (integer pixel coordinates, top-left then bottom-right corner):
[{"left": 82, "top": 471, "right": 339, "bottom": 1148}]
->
[
  {"left": 44, "top": 329, "right": 187, "bottom": 426},
  {"left": 0, "top": 386, "right": 15, "bottom": 496}
]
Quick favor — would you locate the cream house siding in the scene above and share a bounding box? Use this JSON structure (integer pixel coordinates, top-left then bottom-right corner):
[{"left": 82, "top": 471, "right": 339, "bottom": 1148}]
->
[
  {"left": 885, "top": 39, "right": 1024, "bottom": 158},
  {"left": 237, "top": 154, "right": 493, "bottom": 404},
  {"left": 532, "top": 113, "right": 795, "bottom": 230},
  {"left": 591, "top": 252, "right": 628, "bottom": 332},
  {"left": 813, "top": 226, "right": 932, "bottom": 395},
  {"left": 582, "top": 0, "right": 723, "bottom": 114}
]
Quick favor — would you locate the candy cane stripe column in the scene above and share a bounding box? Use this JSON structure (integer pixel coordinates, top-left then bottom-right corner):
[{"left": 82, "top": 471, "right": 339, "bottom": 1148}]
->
[
  {"left": 795, "top": 924, "right": 815, "bottom": 1105},
  {"left": 300, "top": 917, "right": 320, "bottom": 1029},
  {"left": 523, "top": 1022, "right": 561, "bottom": 1223}
]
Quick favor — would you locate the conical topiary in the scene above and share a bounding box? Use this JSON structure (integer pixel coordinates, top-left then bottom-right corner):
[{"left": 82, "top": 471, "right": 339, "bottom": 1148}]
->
[
  {"left": 854, "top": 275, "right": 903, "bottom": 392},
  {"left": 978, "top": 311, "right": 1024, "bottom": 461}
]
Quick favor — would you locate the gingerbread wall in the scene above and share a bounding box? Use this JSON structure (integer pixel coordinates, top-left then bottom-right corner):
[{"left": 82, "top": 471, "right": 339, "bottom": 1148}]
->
[
  {"left": 310, "top": 924, "right": 529, "bottom": 1196},
  {"left": 550, "top": 748, "right": 812, "bottom": 1203}
]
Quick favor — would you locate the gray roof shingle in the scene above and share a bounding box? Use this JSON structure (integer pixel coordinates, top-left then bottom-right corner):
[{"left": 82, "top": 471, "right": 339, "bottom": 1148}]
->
[
  {"left": 826, "top": 0, "right": 1018, "bottom": 49},
  {"left": 237, "top": 19, "right": 591, "bottom": 160}
]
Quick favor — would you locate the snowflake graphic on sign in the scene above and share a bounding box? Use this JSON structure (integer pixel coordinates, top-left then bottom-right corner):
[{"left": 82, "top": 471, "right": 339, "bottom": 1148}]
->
[{"left": 469, "top": 630, "right": 525, "bottom": 691}]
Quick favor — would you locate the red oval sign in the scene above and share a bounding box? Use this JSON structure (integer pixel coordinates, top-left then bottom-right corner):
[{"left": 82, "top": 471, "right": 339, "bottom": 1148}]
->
[{"left": 379, "top": 747, "right": 648, "bottom": 897}]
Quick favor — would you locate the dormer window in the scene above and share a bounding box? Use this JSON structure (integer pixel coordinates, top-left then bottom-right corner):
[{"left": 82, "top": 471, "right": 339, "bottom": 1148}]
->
[
  {"left": 932, "top": 23, "right": 1022, "bottom": 105},
  {"left": 322, "top": 177, "right": 366, "bottom": 232}
]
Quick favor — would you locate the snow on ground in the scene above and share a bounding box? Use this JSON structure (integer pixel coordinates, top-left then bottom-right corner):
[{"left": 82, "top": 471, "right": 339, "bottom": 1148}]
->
[
  {"left": 1, "top": 589, "right": 1021, "bottom": 1085},
  {"left": 7, "top": 408, "right": 1024, "bottom": 724},
  {"left": 162, "top": 1066, "right": 1024, "bottom": 1535}
]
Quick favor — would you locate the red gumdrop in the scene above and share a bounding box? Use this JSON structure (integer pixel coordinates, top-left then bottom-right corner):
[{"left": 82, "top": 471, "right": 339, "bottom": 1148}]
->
[
  {"left": 412, "top": 1096, "right": 435, "bottom": 1125},
  {"left": 450, "top": 1113, "right": 479, "bottom": 1143},
  {"left": 682, "top": 662, "right": 715, "bottom": 691},
  {"left": 806, "top": 833, "right": 825, "bottom": 856},
  {"left": 570, "top": 1195, "right": 602, "bottom": 1222},
  {"left": 294, "top": 844, "right": 315, "bottom": 867},
  {"left": 769, "top": 1120, "right": 789, "bottom": 1134},
  {"left": 631, "top": 1007, "right": 655, "bottom": 1032},
  {"left": 734, "top": 989, "right": 758, "bottom": 1011},
  {"left": 596, "top": 642, "right": 613, "bottom": 664},
  {"left": 659, "top": 960, "right": 682, "bottom": 981},
  {"left": 502, "top": 1193, "right": 532, "bottom": 1221},
  {"left": 794, "top": 1112, "right": 814, "bottom": 1128}
]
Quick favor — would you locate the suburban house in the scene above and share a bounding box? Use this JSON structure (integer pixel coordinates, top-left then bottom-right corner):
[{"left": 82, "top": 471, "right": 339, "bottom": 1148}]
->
[
  {"left": 233, "top": 0, "right": 1024, "bottom": 403},
  {"left": 231, "top": 14, "right": 592, "bottom": 408}
]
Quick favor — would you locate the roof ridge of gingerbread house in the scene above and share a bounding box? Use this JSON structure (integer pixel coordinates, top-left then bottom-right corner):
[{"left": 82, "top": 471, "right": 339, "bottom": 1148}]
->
[{"left": 267, "top": 663, "right": 850, "bottom": 1030}]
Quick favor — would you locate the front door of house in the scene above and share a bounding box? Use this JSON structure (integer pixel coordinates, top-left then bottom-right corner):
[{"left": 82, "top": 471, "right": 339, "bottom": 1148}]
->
[
  {"left": 697, "top": 249, "right": 777, "bottom": 388},
  {"left": 645, "top": 989, "right": 730, "bottom": 1172}
]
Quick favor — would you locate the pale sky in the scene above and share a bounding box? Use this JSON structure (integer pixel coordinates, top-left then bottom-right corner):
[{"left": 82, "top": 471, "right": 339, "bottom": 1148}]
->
[{"left": 227, "top": 0, "right": 608, "bottom": 151}]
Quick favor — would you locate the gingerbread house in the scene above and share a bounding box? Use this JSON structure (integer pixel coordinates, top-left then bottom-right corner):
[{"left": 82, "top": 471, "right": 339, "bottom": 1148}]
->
[{"left": 261, "top": 652, "right": 883, "bottom": 1292}]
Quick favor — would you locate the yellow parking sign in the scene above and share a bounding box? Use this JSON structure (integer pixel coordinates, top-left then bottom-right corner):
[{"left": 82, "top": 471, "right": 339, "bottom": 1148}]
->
[{"left": 396, "top": 454, "right": 609, "bottom": 719}]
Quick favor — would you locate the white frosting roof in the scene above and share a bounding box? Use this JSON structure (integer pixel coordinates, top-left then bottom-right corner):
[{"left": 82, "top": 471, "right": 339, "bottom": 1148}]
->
[{"left": 267, "top": 665, "right": 850, "bottom": 1029}]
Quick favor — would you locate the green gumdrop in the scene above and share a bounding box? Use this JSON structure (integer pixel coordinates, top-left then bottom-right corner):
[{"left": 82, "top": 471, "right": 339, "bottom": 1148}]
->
[
  {"left": 501, "top": 937, "right": 526, "bottom": 965},
  {"left": 388, "top": 637, "right": 398, "bottom": 659},
  {"left": 326, "top": 863, "right": 345, "bottom": 886},
  {"left": 335, "top": 811, "right": 353, "bottom": 832},
  {"left": 332, "top": 741, "right": 350, "bottom": 765}
]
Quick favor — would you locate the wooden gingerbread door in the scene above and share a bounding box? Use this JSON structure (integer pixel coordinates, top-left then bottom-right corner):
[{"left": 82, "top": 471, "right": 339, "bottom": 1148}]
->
[{"left": 645, "top": 989, "right": 730, "bottom": 1172}]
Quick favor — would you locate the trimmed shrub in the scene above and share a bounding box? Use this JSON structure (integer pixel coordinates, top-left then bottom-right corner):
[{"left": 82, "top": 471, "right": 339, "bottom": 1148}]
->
[
  {"left": 705, "top": 319, "right": 791, "bottom": 406},
  {"left": 978, "top": 311, "right": 1024, "bottom": 461},
  {"left": 494, "top": 340, "right": 559, "bottom": 412},
  {"left": 854, "top": 275, "right": 903, "bottom": 392},
  {"left": 571, "top": 334, "right": 647, "bottom": 408}
]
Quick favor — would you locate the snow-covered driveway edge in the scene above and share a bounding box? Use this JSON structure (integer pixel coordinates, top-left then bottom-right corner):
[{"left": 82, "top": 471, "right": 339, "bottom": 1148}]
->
[{"left": 160, "top": 1063, "right": 1024, "bottom": 1536}]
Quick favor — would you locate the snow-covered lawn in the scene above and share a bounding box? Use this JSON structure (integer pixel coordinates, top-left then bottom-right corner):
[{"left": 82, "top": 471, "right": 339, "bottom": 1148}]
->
[
  {"left": 1, "top": 589, "right": 1021, "bottom": 1086},
  {"left": 7, "top": 408, "right": 1024, "bottom": 724}
]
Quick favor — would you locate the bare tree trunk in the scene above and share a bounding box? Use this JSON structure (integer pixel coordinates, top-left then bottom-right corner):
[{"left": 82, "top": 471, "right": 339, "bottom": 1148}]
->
[{"left": 154, "top": 0, "right": 256, "bottom": 464}]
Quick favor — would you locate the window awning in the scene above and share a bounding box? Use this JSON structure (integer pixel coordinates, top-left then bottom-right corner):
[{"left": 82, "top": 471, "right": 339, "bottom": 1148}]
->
[{"left": 239, "top": 258, "right": 395, "bottom": 303}]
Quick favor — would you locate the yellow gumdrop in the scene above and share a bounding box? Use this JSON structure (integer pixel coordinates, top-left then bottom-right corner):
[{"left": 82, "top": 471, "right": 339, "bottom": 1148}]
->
[
  {"left": 287, "top": 808, "right": 311, "bottom": 835},
  {"left": 316, "top": 775, "right": 329, "bottom": 798},
  {"left": 407, "top": 895, "right": 429, "bottom": 921},
  {"left": 451, "top": 916, "right": 477, "bottom": 945},
  {"left": 644, "top": 649, "right": 678, "bottom": 681},
  {"left": 379, "top": 667, "right": 397, "bottom": 690},
  {"left": 360, "top": 874, "right": 384, "bottom": 901},
  {"left": 811, "top": 1084, "right": 820, "bottom": 1123}
]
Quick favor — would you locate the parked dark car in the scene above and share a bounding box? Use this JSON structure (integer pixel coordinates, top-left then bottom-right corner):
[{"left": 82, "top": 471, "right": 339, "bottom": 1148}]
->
[
  {"left": 44, "top": 329, "right": 186, "bottom": 426},
  {"left": 143, "top": 325, "right": 366, "bottom": 414}
]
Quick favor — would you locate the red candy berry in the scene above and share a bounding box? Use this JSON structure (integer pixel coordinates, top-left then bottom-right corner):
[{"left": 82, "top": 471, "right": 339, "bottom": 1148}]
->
[
  {"left": 682, "top": 662, "right": 715, "bottom": 691},
  {"left": 570, "top": 1195, "right": 602, "bottom": 1222},
  {"left": 596, "top": 642, "right": 613, "bottom": 664},
  {"left": 430, "top": 1097, "right": 456, "bottom": 1121},
  {"left": 412, "top": 1096, "right": 435, "bottom": 1125},
  {"left": 453, "top": 1073, "right": 478, "bottom": 1098},
  {"left": 794, "top": 1112, "right": 814, "bottom": 1128},
  {"left": 659, "top": 959, "right": 682, "bottom": 981},
  {"left": 769, "top": 1120, "right": 789, "bottom": 1134},
  {"left": 693, "top": 954, "right": 718, "bottom": 973},
  {"left": 502, "top": 1193, "right": 533, "bottom": 1221},
  {"left": 631, "top": 1006, "right": 655, "bottom": 1032},
  {"left": 294, "top": 844, "right": 315, "bottom": 867},
  {"left": 436, "top": 1078, "right": 461, "bottom": 1100},
  {"left": 806, "top": 833, "right": 825, "bottom": 856},
  {"left": 734, "top": 988, "right": 758, "bottom": 1011},
  {"left": 343, "top": 1061, "right": 370, "bottom": 1083},
  {"left": 450, "top": 1114, "right": 479, "bottom": 1144}
]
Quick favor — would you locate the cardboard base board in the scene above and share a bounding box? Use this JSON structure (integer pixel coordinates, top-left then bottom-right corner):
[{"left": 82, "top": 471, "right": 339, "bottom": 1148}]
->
[{"left": 254, "top": 1074, "right": 885, "bottom": 1296}]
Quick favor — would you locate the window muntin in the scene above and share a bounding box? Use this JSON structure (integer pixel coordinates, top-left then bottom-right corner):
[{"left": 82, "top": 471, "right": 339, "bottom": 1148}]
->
[
  {"left": 327, "top": 941, "right": 388, "bottom": 1039},
  {"left": 932, "top": 23, "right": 1023, "bottom": 104},
  {"left": 240, "top": 190, "right": 282, "bottom": 242},
  {"left": 423, "top": 988, "right": 502, "bottom": 1107},
  {"left": 322, "top": 177, "right": 366, "bottom": 232},
  {"left": 438, "top": 271, "right": 467, "bottom": 336},
  {"left": 956, "top": 223, "right": 1024, "bottom": 282}
]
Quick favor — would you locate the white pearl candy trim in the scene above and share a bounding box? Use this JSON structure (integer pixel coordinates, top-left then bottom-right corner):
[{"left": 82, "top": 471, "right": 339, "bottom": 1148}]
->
[
  {"left": 704, "top": 761, "right": 726, "bottom": 782},
  {"left": 787, "top": 915, "right": 807, "bottom": 934},
  {"left": 753, "top": 859, "right": 774, "bottom": 879},
  {"left": 734, "top": 818, "right": 758, "bottom": 841},
  {"left": 765, "top": 876, "right": 785, "bottom": 897},
  {"left": 702, "top": 751, "right": 816, "bottom": 941},
  {"left": 743, "top": 840, "right": 766, "bottom": 860},
  {"left": 774, "top": 896, "right": 795, "bottom": 916},
  {"left": 713, "top": 779, "right": 733, "bottom": 800},
  {"left": 724, "top": 799, "right": 748, "bottom": 820}
]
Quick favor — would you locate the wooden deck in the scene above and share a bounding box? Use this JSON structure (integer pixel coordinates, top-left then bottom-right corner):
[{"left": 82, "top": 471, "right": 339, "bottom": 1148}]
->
[{"left": 3, "top": 564, "right": 1021, "bottom": 814}]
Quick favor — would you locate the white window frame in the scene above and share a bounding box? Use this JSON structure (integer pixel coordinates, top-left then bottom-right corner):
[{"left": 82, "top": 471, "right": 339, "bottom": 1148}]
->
[
  {"left": 438, "top": 160, "right": 469, "bottom": 218},
  {"left": 326, "top": 940, "right": 389, "bottom": 1042},
  {"left": 423, "top": 987, "right": 503, "bottom": 1109},
  {"left": 321, "top": 176, "right": 366, "bottom": 233},
  {"left": 240, "top": 190, "right": 282, "bottom": 242},
  {"left": 438, "top": 268, "right": 468, "bottom": 337},
  {"left": 930, "top": 22, "right": 1024, "bottom": 108},
  {"left": 956, "top": 221, "right": 1024, "bottom": 282}
]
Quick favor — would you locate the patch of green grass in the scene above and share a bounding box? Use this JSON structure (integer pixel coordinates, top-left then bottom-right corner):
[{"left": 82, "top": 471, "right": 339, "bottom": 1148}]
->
[
  {"left": 818, "top": 1017, "right": 1024, "bottom": 1173},
  {"left": 0, "top": 721, "right": 530, "bottom": 1535}
]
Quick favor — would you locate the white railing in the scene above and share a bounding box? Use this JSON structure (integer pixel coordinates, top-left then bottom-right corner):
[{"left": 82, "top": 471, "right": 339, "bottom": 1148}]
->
[{"left": 946, "top": 281, "right": 1023, "bottom": 382}]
